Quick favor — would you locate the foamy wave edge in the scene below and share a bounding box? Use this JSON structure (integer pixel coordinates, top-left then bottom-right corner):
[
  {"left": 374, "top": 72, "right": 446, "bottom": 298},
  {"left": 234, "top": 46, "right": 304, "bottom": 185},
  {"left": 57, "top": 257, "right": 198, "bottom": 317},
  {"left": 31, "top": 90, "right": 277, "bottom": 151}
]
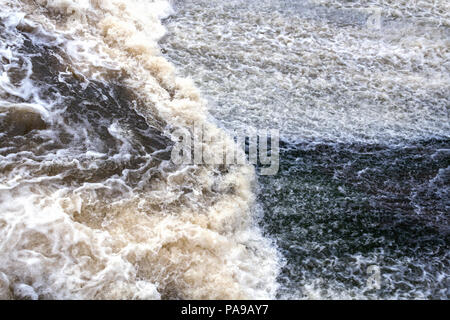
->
[{"left": 0, "top": 0, "right": 281, "bottom": 300}]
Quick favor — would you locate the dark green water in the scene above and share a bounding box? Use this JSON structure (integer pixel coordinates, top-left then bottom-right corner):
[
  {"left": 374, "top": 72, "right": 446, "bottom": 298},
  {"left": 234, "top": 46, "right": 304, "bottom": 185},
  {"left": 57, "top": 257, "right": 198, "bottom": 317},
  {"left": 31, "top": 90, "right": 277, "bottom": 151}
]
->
[{"left": 258, "top": 141, "right": 449, "bottom": 298}]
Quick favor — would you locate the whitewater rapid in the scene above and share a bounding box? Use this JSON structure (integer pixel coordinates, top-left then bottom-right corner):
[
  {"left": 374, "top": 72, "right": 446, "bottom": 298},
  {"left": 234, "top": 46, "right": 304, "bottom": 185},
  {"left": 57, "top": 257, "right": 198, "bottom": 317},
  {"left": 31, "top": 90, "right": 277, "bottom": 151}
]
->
[
  {"left": 160, "top": 0, "right": 449, "bottom": 299},
  {"left": 0, "top": 0, "right": 280, "bottom": 299},
  {"left": 1, "top": 0, "right": 449, "bottom": 300}
]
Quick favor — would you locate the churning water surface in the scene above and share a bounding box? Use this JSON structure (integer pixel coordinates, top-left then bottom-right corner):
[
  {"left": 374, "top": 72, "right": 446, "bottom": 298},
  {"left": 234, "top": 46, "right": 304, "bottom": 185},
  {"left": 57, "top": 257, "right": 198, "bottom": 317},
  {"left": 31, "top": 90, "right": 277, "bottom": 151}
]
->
[
  {"left": 0, "top": 0, "right": 449, "bottom": 299},
  {"left": 160, "top": 0, "right": 450, "bottom": 299}
]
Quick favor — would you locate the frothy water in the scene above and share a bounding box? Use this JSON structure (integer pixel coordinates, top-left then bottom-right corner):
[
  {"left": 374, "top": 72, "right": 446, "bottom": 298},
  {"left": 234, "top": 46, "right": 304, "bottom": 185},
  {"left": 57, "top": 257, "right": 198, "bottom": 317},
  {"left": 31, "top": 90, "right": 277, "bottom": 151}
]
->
[
  {"left": 0, "top": 0, "right": 448, "bottom": 300},
  {"left": 0, "top": 0, "right": 280, "bottom": 299},
  {"left": 160, "top": 0, "right": 449, "bottom": 299},
  {"left": 162, "top": 0, "right": 449, "bottom": 145}
]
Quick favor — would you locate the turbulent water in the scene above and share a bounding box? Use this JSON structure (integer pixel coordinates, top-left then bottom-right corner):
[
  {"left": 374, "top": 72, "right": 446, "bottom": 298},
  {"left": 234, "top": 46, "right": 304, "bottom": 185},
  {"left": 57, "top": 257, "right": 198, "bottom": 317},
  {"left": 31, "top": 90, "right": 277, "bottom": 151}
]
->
[
  {"left": 0, "top": 0, "right": 448, "bottom": 300},
  {"left": 160, "top": 0, "right": 449, "bottom": 299},
  {"left": 0, "top": 0, "right": 279, "bottom": 300}
]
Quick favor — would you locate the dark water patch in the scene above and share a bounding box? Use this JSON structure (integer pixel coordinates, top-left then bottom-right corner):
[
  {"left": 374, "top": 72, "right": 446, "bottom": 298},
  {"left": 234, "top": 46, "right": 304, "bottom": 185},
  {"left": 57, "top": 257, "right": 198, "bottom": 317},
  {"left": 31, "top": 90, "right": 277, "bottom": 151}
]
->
[
  {"left": 258, "top": 139, "right": 450, "bottom": 299},
  {"left": 0, "top": 109, "right": 47, "bottom": 136}
]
